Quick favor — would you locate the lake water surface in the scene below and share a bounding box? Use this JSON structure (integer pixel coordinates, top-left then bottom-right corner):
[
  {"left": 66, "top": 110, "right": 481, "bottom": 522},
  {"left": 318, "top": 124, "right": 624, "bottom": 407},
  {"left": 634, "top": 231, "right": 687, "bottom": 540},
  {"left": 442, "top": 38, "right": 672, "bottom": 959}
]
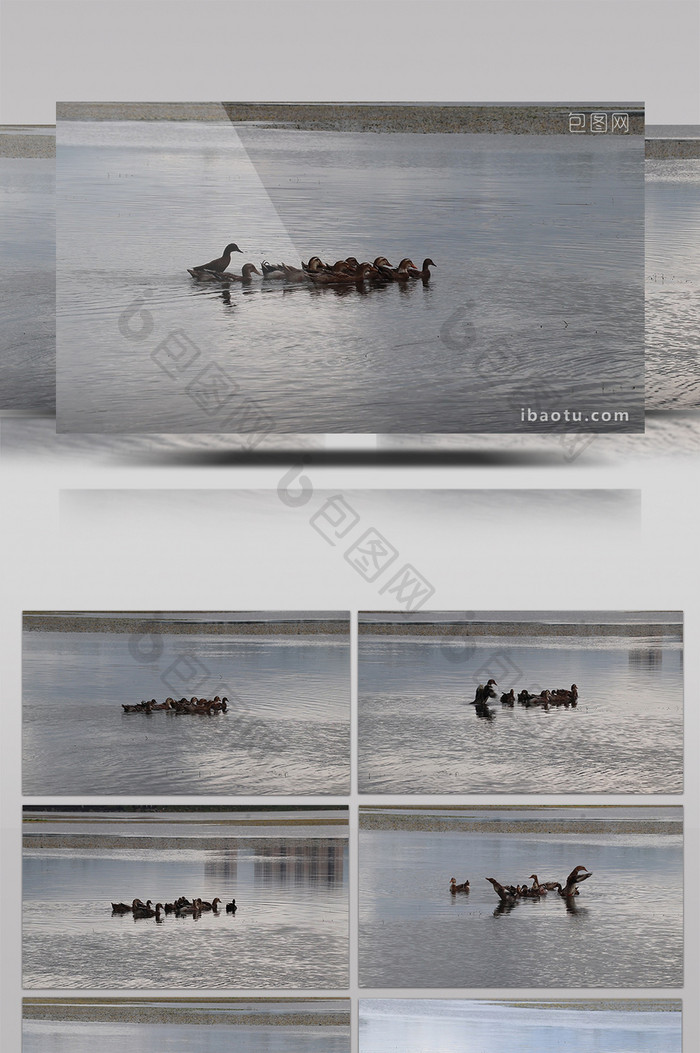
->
[
  {"left": 645, "top": 159, "right": 700, "bottom": 408},
  {"left": 359, "top": 819, "right": 682, "bottom": 988},
  {"left": 23, "top": 628, "right": 350, "bottom": 794},
  {"left": 360, "top": 999, "right": 681, "bottom": 1053},
  {"left": 0, "top": 154, "right": 55, "bottom": 411},
  {"left": 23, "top": 815, "right": 349, "bottom": 989},
  {"left": 56, "top": 121, "right": 643, "bottom": 433},
  {"left": 358, "top": 629, "right": 682, "bottom": 793}
]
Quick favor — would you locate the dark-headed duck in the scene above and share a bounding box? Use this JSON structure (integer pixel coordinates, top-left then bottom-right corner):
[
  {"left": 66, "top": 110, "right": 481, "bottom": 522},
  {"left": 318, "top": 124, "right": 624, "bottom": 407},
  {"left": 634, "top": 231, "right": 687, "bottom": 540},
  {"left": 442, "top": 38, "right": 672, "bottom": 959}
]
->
[
  {"left": 408, "top": 258, "right": 436, "bottom": 281},
  {"left": 189, "top": 243, "right": 242, "bottom": 275},
  {"left": 472, "top": 679, "right": 498, "bottom": 705}
]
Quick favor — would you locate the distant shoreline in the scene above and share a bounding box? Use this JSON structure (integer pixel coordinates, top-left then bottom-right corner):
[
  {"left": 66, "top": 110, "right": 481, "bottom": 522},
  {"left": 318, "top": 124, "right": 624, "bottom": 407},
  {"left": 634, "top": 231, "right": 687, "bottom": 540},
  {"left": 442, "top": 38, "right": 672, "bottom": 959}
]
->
[
  {"left": 23, "top": 997, "right": 350, "bottom": 1027},
  {"left": 4, "top": 111, "right": 695, "bottom": 157},
  {"left": 23, "top": 614, "right": 347, "bottom": 636},
  {"left": 359, "top": 811, "right": 682, "bottom": 835},
  {"left": 54, "top": 102, "right": 646, "bottom": 136},
  {"left": 23, "top": 833, "right": 347, "bottom": 849},
  {"left": 358, "top": 620, "right": 681, "bottom": 639}
]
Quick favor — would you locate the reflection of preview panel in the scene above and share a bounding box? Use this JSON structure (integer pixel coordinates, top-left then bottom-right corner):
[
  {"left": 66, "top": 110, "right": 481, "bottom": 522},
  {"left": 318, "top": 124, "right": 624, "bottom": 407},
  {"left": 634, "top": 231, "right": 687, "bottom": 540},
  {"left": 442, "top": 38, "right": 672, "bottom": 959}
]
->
[
  {"left": 56, "top": 102, "right": 645, "bottom": 434},
  {"left": 358, "top": 610, "right": 682, "bottom": 794},
  {"left": 22, "top": 610, "right": 350, "bottom": 795},
  {"left": 22, "top": 805, "right": 349, "bottom": 989},
  {"left": 358, "top": 805, "right": 683, "bottom": 989},
  {"left": 24, "top": 997, "right": 351, "bottom": 1053},
  {"left": 359, "top": 998, "right": 681, "bottom": 1053}
]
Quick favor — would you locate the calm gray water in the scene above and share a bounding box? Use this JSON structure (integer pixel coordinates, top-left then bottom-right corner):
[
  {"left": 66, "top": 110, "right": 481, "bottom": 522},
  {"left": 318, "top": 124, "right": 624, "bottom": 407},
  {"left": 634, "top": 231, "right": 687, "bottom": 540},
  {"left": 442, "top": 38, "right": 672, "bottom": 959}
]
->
[
  {"left": 0, "top": 156, "right": 55, "bottom": 410},
  {"left": 358, "top": 631, "right": 683, "bottom": 793},
  {"left": 56, "top": 121, "right": 643, "bottom": 433},
  {"left": 24, "top": 1018, "right": 349, "bottom": 1053},
  {"left": 360, "top": 999, "right": 681, "bottom": 1053},
  {"left": 646, "top": 160, "right": 700, "bottom": 408},
  {"left": 23, "top": 833, "right": 348, "bottom": 988},
  {"left": 359, "top": 825, "right": 682, "bottom": 987},
  {"left": 23, "top": 629, "right": 350, "bottom": 794}
]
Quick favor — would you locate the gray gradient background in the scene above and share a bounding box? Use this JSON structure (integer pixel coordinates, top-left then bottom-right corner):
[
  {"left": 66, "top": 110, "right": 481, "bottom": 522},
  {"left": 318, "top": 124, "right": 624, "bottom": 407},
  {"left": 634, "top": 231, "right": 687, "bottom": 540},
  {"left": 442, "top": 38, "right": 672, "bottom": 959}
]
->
[{"left": 1, "top": 2, "right": 699, "bottom": 1053}]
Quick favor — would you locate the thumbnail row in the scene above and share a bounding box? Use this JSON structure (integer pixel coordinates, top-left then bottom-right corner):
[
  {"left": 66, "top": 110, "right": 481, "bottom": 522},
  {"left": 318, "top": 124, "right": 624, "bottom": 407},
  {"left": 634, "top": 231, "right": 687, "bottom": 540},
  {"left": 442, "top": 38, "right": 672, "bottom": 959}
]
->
[
  {"left": 22, "top": 996, "right": 681, "bottom": 1052},
  {"left": 21, "top": 609, "right": 683, "bottom": 795},
  {"left": 23, "top": 804, "right": 682, "bottom": 989}
]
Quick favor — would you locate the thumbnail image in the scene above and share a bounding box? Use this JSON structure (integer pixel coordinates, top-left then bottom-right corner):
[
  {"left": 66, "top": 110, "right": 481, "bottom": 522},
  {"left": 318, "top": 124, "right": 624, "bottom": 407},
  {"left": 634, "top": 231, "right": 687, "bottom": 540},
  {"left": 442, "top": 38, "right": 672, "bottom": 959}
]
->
[
  {"left": 56, "top": 102, "right": 644, "bottom": 433},
  {"left": 23, "top": 805, "right": 349, "bottom": 989},
  {"left": 358, "top": 611, "right": 682, "bottom": 793},
  {"left": 359, "top": 805, "right": 682, "bottom": 988},
  {"left": 23, "top": 610, "right": 350, "bottom": 795}
]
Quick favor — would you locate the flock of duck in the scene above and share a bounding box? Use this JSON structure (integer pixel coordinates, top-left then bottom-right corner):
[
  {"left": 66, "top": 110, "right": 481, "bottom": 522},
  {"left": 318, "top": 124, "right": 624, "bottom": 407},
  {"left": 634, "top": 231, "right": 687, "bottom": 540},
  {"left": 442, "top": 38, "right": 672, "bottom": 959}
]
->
[
  {"left": 450, "top": 865, "right": 593, "bottom": 906},
  {"left": 111, "top": 895, "right": 237, "bottom": 920},
  {"left": 187, "top": 242, "right": 436, "bottom": 287},
  {"left": 471, "top": 678, "right": 579, "bottom": 720},
  {"left": 121, "top": 695, "right": 229, "bottom": 715}
]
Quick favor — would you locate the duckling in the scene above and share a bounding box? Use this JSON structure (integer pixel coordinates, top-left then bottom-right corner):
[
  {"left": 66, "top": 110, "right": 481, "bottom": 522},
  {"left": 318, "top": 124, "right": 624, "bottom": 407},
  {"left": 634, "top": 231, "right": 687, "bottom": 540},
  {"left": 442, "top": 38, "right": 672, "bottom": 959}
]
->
[
  {"left": 308, "top": 263, "right": 372, "bottom": 286},
  {"left": 225, "top": 899, "right": 237, "bottom": 913},
  {"left": 374, "top": 258, "right": 417, "bottom": 282},
  {"left": 261, "top": 260, "right": 287, "bottom": 279},
  {"left": 189, "top": 243, "right": 242, "bottom": 276},
  {"left": 301, "top": 256, "right": 326, "bottom": 272},
  {"left": 176, "top": 898, "right": 202, "bottom": 916},
  {"left": 449, "top": 877, "right": 470, "bottom": 893},
  {"left": 133, "top": 901, "right": 163, "bottom": 919},
  {"left": 500, "top": 689, "right": 515, "bottom": 706},
  {"left": 212, "top": 261, "right": 262, "bottom": 282},
  {"left": 198, "top": 897, "right": 222, "bottom": 912},
  {"left": 111, "top": 901, "right": 132, "bottom": 913},
  {"left": 551, "top": 684, "right": 579, "bottom": 706}
]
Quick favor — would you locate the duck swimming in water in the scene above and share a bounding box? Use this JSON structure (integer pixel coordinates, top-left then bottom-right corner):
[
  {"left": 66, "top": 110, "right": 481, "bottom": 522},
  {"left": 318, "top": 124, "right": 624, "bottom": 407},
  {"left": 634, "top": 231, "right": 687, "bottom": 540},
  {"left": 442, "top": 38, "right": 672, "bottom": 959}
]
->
[
  {"left": 485, "top": 877, "right": 518, "bottom": 905},
  {"left": 133, "top": 901, "right": 163, "bottom": 920},
  {"left": 550, "top": 684, "right": 579, "bottom": 707},
  {"left": 408, "top": 258, "right": 436, "bottom": 281},
  {"left": 472, "top": 679, "right": 498, "bottom": 705},
  {"left": 189, "top": 243, "right": 242, "bottom": 276},
  {"left": 308, "top": 263, "right": 373, "bottom": 286},
  {"left": 189, "top": 263, "right": 260, "bottom": 283},
  {"left": 449, "top": 877, "right": 470, "bottom": 893},
  {"left": 226, "top": 898, "right": 237, "bottom": 913},
  {"left": 561, "top": 864, "right": 592, "bottom": 897}
]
